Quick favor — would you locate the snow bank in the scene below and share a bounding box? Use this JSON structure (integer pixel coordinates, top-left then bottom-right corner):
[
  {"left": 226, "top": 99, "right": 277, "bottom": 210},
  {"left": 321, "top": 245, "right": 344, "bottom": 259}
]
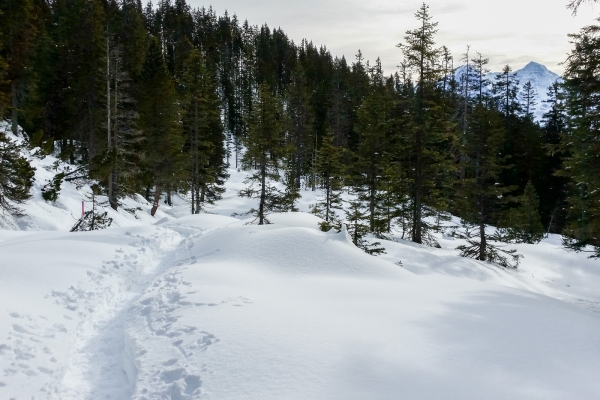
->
[{"left": 124, "top": 215, "right": 600, "bottom": 399}]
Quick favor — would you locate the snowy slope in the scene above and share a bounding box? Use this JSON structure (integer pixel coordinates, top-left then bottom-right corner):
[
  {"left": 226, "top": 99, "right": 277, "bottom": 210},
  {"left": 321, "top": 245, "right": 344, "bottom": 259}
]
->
[{"left": 1, "top": 124, "right": 600, "bottom": 399}]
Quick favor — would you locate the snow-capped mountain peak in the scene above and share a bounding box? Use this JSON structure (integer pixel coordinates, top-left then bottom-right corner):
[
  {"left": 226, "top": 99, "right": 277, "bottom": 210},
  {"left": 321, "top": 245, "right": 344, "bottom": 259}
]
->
[{"left": 452, "top": 61, "right": 561, "bottom": 122}]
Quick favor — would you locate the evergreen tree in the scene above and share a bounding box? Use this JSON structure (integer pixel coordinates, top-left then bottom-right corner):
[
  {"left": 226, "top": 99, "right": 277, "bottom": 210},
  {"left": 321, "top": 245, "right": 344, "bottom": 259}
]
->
[
  {"left": 344, "top": 195, "right": 385, "bottom": 255},
  {"left": 0, "top": 0, "right": 42, "bottom": 134},
  {"left": 181, "top": 48, "right": 226, "bottom": 214},
  {"left": 501, "top": 181, "right": 545, "bottom": 243},
  {"left": 455, "top": 100, "right": 521, "bottom": 268},
  {"left": 0, "top": 131, "right": 35, "bottom": 216},
  {"left": 397, "top": 3, "right": 456, "bottom": 244},
  {"left": 239, "top": 83, "right": 285, "bottom": 224},
  {"left": 540, "top": 82, "right": 568, "bottom": 233},
  {"left": 352, "top": 61, "right": 394, "bottom": 236},
  {"left": 138, "top": 36, "right": 184, "bottom": 216},
  {"left": 558, "top": 21, "right": 600, "bottom": 257},
  {"left": 311, "top": 129, "right": 344, "bottom": 231}
]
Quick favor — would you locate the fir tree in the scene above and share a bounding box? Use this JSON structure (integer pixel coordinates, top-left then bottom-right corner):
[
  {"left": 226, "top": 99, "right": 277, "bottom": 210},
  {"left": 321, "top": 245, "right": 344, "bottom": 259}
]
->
[
  {"left": 138, "top": 35, "right": 184, "bottom": 216},
  {"left": 455, "top": 100, "right": 521, "bottom": 268},
  {"left": 0, "top": 0, "right": 42, "bottom": 134},
  {"left": 397, "top": 3, "right": 456, "bottom": 244},
  {"left": 352, "top": 63, "right": 393, "bottom": 236},
  {"left": 501, "top": 181, "right": 545, "bottom": 244},
  {"left": 344, "top": 195, "right": 385, "bottom": 255},
  {"left": 558, "top": 21, "right": 600, "bottom": 257},
  {"left": 239, "top": 83, "right": 285, "bottom": 225},
  {"left": 540, "top": 82, "right": 568, "bottom": 233},
  {"left": 311, "top": 129, "right": 344, "bottom": 231},
  {"left": 181, "top": 48, "right": 226, "bottom": 214},
  {"left": 0, "top": 131, "right": 35, "bottom": 216}
]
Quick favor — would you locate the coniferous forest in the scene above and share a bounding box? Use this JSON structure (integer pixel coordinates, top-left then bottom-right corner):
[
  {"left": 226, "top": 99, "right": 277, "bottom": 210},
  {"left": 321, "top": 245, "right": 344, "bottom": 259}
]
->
[{"left": 1, "top": 0, "right": 600, "bottom": 266}]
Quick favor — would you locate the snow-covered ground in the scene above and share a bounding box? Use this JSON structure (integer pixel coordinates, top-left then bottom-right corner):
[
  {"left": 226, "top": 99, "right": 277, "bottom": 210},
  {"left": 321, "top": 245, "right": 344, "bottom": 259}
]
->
[{"left": 1, "top": 126, "right": 600, "bottom": 399}]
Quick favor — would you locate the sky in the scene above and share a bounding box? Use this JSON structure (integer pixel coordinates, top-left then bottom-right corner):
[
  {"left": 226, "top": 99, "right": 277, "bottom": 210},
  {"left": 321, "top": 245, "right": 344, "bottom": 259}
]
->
[{"left": 187, "top": 0, "right": 599, "bottom": 75}]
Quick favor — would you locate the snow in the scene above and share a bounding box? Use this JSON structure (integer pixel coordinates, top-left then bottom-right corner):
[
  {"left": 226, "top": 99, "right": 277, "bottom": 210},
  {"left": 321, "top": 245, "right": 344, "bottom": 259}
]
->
[
  {"left": 1, "top": 123, "right": 600, "bottom": 399},
  {"left": 453, "top": 61, "right": 561, "bottom": 122}
]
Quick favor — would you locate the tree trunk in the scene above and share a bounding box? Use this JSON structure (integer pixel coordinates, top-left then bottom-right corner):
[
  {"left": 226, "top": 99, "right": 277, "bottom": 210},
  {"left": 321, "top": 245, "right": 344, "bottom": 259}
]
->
[
  {"left": 259, "top": 160, "right": 266, "bottom": 225},
  {"left": 412, "top": 128, "right": 423, "bottom": 244},
  {"left": 108, "top": 167, "right": 118, "bottom": 210},
  {"left": 151, "top": 184, "right": 161, "bottom": 216},
  {"left": 11, "top": 81, "right": 18, "bottom": 135}
]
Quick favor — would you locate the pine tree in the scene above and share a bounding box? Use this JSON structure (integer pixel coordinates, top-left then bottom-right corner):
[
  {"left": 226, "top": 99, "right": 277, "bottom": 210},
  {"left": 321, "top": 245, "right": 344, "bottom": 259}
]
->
[
  {"left": 344, "top": 195, "right": 385, "bottom": 255},
  {"left": 181, "top": 48, "right": 226, "bottom": 214},
  {"left": 285, "top": 63, "right": 314, "bottom": 190},
  {"left": 0, "top": 130, "right": 35, "bottom": 216},
  {"left": 455, "top": 101, "right": 521, "bottom": 268},
  {"left": 397, "top": 3, "right": 456, "bottom": 244},
  {"left": 239, "top": 83, "right": 285, "bottom": 224},
  {"left": 558, "top": 21, "right": 600, "bottom": 257},
  {"left": 0, "top": 0, "right": 42, "bottom": 134},
  {"left": 352, "top": 61, "right": 393, "bottom": 236},
  {"left": 311, "top": 129, "right": 344, "bottom": 231},
  {"left": 540, "top": 82, "right": 568, "bottom": 233},
  {"left": 501, "top": 181, "right": 545, "bottom": 243},
  {"left": 138, "top": 35, "right": 185, "bottom": 216}
]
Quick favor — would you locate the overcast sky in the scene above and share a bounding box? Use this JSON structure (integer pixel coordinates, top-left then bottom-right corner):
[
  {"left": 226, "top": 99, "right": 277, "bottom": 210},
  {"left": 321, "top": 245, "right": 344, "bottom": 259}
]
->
[{"left": 186, "top": 0, "right": 599, "bottom": 75}]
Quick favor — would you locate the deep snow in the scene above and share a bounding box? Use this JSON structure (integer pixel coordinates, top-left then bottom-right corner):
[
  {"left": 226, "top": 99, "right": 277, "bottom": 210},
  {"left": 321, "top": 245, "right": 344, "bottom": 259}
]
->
[{"left": 1, "top": 123, "right": 600, "bottom": 399}]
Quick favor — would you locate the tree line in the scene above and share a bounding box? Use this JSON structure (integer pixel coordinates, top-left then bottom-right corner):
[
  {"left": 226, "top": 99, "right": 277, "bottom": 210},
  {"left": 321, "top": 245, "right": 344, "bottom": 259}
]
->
[{"left": 0, "top": 0, "right": 599, "bottom": 264}]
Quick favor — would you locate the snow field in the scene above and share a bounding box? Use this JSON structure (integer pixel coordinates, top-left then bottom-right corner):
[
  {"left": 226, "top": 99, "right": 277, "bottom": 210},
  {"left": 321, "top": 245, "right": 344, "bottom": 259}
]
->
[
  {"left": 1, "top": 122, "right": 600, "bottom": 398},
  {"left": 124, "top": 214, "right": 600, "bottom": 399}
]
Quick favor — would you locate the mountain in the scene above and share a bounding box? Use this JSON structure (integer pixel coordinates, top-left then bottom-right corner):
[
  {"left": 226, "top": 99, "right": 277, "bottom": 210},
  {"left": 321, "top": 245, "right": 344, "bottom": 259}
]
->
[{"left": 454, "top": 61, "right": 561, "bottom": 122}]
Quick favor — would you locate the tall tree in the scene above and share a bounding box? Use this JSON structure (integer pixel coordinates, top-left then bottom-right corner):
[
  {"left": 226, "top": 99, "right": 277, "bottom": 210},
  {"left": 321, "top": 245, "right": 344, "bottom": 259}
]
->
[
  {"left": 0, "top": 131, "right": 35, "bottom": 216},
  {"left": 311, "top": 128, "right": 344, "bottom": 231},
  {"left": 239, "top": 83, "right": 286, "bottom": 224},
  {"left": 397, "top": 3, "right": 455, "bottom": 244},
  {"left": 558, "top": 21, "right": 600, "bottom": 257},
  {"left": 181, "top": 48, "right": 226, "bottom": 214},
  {"left": 138, "top": 35, "right": 184, "bottom": 216}
]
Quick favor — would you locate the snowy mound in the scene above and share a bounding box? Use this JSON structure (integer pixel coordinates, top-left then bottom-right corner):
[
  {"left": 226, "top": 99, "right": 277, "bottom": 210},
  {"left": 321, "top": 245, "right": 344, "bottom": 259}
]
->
[{"left": 124, "top": 217, "right": 600, "bottom": 399}]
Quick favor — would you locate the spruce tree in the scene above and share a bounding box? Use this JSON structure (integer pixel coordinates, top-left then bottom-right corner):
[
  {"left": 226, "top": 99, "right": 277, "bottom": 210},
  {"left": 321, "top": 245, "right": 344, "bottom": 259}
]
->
[
  {"left": 181, "top": 48, "right": 226, "bottom": 214},
  {"left": 539, "top": 82, "right": 567, "bottom": 232},
  {"left": 558, "top": 21, "right": 600, "bottom": 257},
  {"left": 311, "top": 129, "right": 344, "bottom": 231},
  {"left": 239, "top": 83, "right": 285, "bottom": 225},
  {"left": 501, "top": 181, "right": 545, "bottom": 243},
  {"left": 352, "top": 60, "right": 393, "bottom": 236},
  {"left": 138, "top": 35, "right": 184, "bottom": 216},
  {"left": 455, "top": 101, "right": 521, "bottom": 268},
  {"left": 0, "top": 131, "right": 35, "bottom": 216},
  {"left": 397, "top": 3, "right": 456, "bottom": 244},
  {"left": 0, "top": 0, "right": 42, "bottom": 134},
  {"left": 344, "top": 195, "right": 385, "bottom": 255}
]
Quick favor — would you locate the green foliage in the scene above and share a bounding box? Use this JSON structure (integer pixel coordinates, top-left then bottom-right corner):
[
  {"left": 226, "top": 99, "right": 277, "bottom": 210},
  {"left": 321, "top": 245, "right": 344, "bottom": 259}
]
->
[
  {"left": 311, "top": 130, "right": 344, "bottom": 228},
  {"left": 558, "top": 21, "right": 600, "bottom": 258},
  {"left": 397, "top": 3, "right": 457, "bottom": 244},
  {"left": 239, "top": 83, "right": 286, "bottom": 224},
  {"left": 41, "top": 172, "right": 65, "bottom": 202},
  {"left": 0, "top": 131, "right": 35, "bottom": 216},
  {"left": 500, "top": 182, "right": 545, "bottom": 244},
  {"left": 70, "top": 185, "right": 112, "bottom": 232},
  {"left": 180, "top": 47, "right": 227, "bottom": 214},
  {"left": 344, "top": 196, "right": 385, "bottom": 255},
  {"left": 137, "top": 35, "right": 185, "bottom": 214}
]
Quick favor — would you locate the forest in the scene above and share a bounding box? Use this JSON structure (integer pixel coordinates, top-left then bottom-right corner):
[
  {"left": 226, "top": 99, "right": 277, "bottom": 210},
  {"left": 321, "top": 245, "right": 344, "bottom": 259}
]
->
[{"left": 1, "top": 0, "right": 599, "bottom": 266}]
